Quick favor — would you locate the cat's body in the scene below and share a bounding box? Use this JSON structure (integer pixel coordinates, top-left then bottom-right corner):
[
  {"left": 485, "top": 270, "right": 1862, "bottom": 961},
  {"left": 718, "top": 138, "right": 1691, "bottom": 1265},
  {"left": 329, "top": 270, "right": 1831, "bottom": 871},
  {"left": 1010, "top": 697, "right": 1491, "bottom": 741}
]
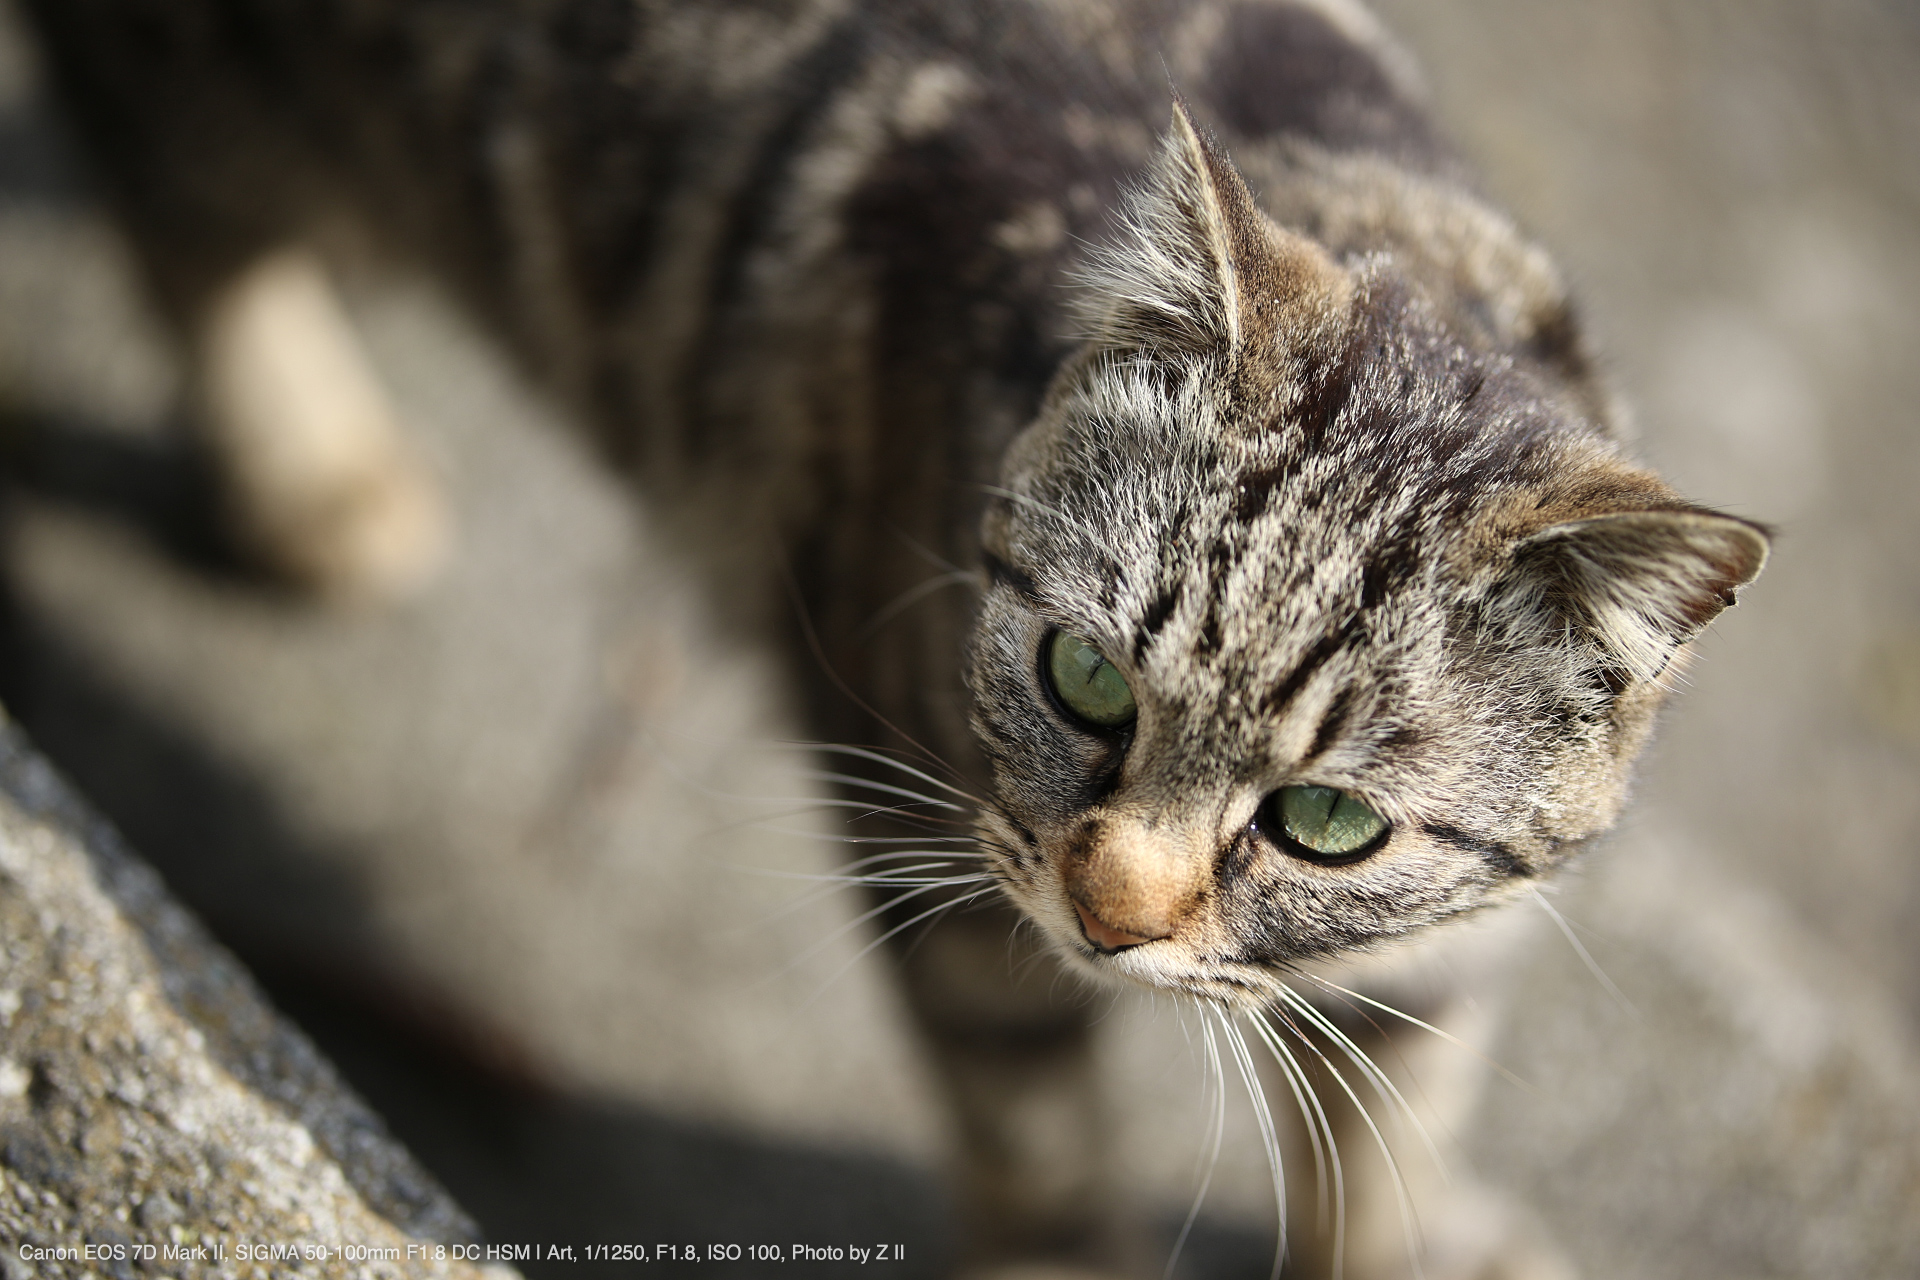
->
[{"left": 23, "top": 0, "right": 1765, "bottom": 1275}]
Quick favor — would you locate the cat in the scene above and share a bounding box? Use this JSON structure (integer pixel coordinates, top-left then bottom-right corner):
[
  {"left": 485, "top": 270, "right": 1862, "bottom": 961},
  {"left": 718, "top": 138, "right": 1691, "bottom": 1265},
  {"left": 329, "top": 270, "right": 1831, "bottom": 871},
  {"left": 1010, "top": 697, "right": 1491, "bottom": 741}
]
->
[{"left": 19, "top": 0, "right": 1768, "bottom": 1276}]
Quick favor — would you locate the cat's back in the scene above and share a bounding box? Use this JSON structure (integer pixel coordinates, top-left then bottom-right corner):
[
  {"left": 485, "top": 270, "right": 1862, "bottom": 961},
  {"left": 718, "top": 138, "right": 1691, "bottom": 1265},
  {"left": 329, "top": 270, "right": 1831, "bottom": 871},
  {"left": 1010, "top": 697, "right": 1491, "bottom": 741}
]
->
[
  {"left": 23, "top": 0, "right": 1588, "bottom": 629},
  {"left": 23, "top": 0, "right": 1449, "bottom": 393}
]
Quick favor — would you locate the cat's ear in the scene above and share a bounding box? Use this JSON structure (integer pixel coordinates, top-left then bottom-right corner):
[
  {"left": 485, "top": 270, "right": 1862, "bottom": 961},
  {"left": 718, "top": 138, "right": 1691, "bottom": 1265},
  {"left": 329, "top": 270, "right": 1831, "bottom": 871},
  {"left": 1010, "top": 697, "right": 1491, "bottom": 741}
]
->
[
  {"left": 1085, "top": 99, "right": 1351, "bottom": 363},
  {"left": 1500, "top": 509, "right": 1770, "bottom": 682}
]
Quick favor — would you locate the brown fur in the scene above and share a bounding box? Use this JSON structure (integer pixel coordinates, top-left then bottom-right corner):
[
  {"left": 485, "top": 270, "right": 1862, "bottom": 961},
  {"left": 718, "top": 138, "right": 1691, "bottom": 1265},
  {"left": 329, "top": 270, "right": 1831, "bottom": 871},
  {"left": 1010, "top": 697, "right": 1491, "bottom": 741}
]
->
[{"left": 21, "top": 1, "right": 1769, "bottom": 1274}]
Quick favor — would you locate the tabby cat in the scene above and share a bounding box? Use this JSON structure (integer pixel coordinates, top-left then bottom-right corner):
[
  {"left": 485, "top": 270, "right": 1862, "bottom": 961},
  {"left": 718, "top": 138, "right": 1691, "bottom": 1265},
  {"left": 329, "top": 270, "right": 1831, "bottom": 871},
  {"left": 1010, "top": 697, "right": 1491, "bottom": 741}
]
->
[{"left": 22, "top": 0, "right": 1767, "bottom": 1275}]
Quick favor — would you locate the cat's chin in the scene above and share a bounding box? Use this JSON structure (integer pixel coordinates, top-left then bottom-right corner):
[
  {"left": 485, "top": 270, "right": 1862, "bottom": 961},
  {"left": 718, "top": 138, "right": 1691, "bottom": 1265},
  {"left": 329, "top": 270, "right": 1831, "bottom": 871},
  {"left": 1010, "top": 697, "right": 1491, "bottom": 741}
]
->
[{"left": 1061, "top": 938, "right": 1289, "bottom": 1008}]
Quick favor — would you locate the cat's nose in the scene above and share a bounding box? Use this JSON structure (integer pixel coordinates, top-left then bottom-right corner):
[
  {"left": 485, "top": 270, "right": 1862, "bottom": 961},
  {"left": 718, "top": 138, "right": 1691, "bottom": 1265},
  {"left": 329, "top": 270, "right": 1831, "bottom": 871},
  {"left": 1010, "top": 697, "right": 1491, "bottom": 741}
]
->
[
  {"left": 1062, "top": 812, "right": 1208, "bottom": 948},
  {"left": 1072, "top": 899, "right": 1163, "bottom": 951}
]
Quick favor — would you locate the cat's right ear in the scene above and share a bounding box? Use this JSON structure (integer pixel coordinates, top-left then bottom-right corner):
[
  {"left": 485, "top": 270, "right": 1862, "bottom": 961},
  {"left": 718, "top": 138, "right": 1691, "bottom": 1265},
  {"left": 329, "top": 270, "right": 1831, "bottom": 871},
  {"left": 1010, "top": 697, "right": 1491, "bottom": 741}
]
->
[{"left": 1083, "top": 99, "right": 1352, "bottom": 370}]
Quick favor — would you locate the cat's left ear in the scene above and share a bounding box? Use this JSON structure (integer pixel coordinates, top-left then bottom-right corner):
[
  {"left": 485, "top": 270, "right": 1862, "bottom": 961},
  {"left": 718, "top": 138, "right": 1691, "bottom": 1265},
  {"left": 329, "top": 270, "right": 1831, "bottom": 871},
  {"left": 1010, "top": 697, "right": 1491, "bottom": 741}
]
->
[
  {"left": 1501, "top": 508, "right": 1770, "bottom": 682},
  {"left": 1086, "top": 99, "right": 1352, "bottom": 369}
]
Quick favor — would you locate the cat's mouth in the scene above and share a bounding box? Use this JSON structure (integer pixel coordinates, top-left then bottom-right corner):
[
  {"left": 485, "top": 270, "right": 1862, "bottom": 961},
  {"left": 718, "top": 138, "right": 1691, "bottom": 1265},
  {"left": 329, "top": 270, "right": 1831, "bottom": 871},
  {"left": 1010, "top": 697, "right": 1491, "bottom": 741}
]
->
[{"left": 1060, "top": 899, "right": 1282, "bottom": 1004}]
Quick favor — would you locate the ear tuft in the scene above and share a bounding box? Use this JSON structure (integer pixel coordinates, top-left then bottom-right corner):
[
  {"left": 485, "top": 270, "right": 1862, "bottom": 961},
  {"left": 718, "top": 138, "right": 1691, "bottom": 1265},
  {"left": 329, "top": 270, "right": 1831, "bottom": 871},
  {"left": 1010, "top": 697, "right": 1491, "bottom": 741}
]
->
[
  {"left": 1502, "top": 509, "right": 1769, "bottom": 682},
  {"left": 1080, "top": 99, "right": 1244, "bottom": 356},
  {"left": 1081, "top": 99, "right": 1349, "bottom": 364}
]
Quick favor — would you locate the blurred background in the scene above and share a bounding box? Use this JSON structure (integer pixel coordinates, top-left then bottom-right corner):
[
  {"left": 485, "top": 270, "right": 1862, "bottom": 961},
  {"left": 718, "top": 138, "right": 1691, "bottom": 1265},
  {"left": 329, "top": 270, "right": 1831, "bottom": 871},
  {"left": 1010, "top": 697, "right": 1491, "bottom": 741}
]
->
[{"left": 0, "top": 0, "right": 1915, "bottom": 1275}]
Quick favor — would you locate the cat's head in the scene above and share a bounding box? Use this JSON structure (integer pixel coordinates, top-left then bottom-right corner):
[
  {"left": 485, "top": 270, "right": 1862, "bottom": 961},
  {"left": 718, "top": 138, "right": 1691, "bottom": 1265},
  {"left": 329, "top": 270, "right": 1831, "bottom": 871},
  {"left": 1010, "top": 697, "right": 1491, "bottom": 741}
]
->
[{"left": 966, "top": 104, "right": 1767, "bottom": 1003}]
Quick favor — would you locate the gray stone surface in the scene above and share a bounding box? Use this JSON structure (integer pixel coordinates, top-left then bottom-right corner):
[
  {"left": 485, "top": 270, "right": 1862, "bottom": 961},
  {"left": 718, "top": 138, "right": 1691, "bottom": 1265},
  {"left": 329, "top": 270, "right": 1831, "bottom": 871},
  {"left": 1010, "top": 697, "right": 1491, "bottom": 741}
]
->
[
  {"left": 1, "top": 1, "right": 1918, "bottom": 1277},
  {"left": 1469, "top": 837, "right": 1920, "bottom": 1279},
  {"left": 0, "top": 712, "right": 514, "bottom": 1278}
]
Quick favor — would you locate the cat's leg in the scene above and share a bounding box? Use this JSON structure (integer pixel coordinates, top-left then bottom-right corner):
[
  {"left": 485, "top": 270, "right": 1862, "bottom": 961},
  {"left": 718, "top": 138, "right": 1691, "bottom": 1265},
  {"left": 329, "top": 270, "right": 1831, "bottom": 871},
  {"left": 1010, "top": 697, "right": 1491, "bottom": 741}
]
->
[
  {"left": 894, "top": 902, "right": 1139, "bottom": 1279},
  {"left": 192, "top": 247, "right": 449, "bottom": 602},
  {"left": 23, "top": 0, "right": 447, "bottom": 602}
]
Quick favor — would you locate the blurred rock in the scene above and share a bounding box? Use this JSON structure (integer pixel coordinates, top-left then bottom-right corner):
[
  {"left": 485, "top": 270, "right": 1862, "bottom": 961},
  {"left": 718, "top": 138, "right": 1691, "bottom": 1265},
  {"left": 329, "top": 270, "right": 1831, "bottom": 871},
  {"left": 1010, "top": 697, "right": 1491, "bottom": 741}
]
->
[
  {"left": 1467, "top": 837, "right": 1920, "bottom": 1280},
  {"left": 0, "top": 711, "right": 514, "bottom": 1279}
]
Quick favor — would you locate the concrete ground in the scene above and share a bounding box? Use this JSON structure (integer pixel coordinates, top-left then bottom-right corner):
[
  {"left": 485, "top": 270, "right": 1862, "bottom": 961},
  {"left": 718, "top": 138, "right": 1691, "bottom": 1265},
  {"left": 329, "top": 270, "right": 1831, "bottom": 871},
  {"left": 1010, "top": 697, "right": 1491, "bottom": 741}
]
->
[{"left": 0, "top": 1, "right": 1916, "bottom": 1276}]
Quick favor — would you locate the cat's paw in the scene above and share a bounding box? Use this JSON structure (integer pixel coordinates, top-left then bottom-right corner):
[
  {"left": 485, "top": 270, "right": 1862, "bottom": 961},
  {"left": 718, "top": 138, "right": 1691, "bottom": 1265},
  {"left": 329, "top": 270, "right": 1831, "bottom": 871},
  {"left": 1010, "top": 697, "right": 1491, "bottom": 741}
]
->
[{"left": 197, "top": 248, "right": 450, "bottom": 603}]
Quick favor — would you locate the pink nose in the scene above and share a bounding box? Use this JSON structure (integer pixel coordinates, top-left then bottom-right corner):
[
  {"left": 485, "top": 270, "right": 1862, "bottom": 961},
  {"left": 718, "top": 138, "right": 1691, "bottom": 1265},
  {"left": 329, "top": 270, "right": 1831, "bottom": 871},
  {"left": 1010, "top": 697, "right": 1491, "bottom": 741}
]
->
[
  {"left": 1063, "top": 812, "right": 1207, "bottom": 949},
  {"left": 1073, "top": 899, "right": 1165, "bottom": 952}
]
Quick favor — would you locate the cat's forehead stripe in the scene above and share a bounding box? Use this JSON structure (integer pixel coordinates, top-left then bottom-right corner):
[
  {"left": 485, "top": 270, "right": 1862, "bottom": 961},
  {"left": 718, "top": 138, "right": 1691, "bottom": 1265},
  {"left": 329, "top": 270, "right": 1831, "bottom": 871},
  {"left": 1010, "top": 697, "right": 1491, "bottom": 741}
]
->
[
  {"left": 1132, "top": 578, "right": 1184, "bottom": 661},
  {"left": 1257, "top": 623, "right": 1357, "bottom": 721}
]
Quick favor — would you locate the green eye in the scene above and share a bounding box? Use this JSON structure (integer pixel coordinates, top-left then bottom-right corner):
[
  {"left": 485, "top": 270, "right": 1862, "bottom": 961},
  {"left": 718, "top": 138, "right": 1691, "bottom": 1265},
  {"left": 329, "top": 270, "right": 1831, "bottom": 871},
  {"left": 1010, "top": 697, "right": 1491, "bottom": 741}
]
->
[
  {"left": 1262, "top": 785, "right": 1390, "bottom": 862},
  {"left": 1044, "top": 631, "right": 1137, "bottom": 730}
]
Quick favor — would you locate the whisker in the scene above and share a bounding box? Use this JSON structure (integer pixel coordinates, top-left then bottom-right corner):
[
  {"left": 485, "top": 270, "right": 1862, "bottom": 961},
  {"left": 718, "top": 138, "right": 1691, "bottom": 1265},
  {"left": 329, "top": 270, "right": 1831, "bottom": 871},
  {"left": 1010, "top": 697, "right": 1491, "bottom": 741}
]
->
[
  {"left": 838, "top": 853, "right": 987, "bottom": 875},
  {"left": 1296, "top": 974, "right": 1532, "bottom": 1093},
  {"left": 692, "top": 798, "right": 972, "bottom": 845},
  {"left": 1249, "top": 1007, "right": 1344, "bottom": 1270},
  {"left": 803, "top": 886, "right": 1001, "bottom": 1003},
  {"left": 740, "top": 873, "right": 994, "bottom": 940},
  {"left": 1008, "top": 929, "right": 1060, "bottom": 986},
  {"left": 1528, "top": 885, "right": 1639, "bottom": 1019},
  {"left": 727, "top": 796, "right": 979, "bottom": 843},
  {"left": 734, "top": 844, "right": 985, "bottom": 881},
  {"left": 750, "top": 864, "right": 993, "bottom": 887},
  {"left": 801, "top": 769, "right": 970, "bottom": 812},
  {"left": 1279, "top": 989, "right": 1445, "bottom": 1181},
  {"left": 772, "top": 544, "right": 973, "bottom": 789},
  {"left": 1165, "top": 1011, "right": 1229, "bottom": 1280},
  {"left": 817, "top": 846, "right": 985, "bottom": 872},
  {"left": 743, "top": 826, "right": 985, "bottom": 847},
  {"left": 780, "top": 877, "right": 986, "bottom": 974},
  {"left": 842, "top": 863, "right": 994, "bottom": 890},
  {"left": 1221, "top": 1011, "right": 1287, "bottom": 1280},
  {"left": 856, "top": 570, "right": 981, "bottom": 641},
  {"left": 806, "top": 743, "right": 985, "bottom": 805},
  {"left": 803, "top": 855, "right": 988, "bottom": 901},
  {"left": 1272, "top": 994, "right": 1426, "bottom": 1280},
  {"left": 881, "top": 520, "right": 975, "bottom": 581},
  {"left": 744, "top": 861, "right": 991, "bottom": 935},
  {"left": 737, "top": 851, "right": 982, "bottom": 888},
  {"left": 796, "top": 796, "right": 969, "bottom": 820}
]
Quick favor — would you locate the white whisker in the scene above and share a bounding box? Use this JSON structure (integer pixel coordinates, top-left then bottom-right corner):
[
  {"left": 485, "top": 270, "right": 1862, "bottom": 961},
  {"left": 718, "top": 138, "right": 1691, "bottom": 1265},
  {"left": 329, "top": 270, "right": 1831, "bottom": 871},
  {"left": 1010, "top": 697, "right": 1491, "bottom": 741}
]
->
[
  {"left": 1221, "top": 1011, "right": 1287, "bottom": 1280},
  {"left": 804, "top": 886, "right": 1001, "bottom": 1002},
  {"left": 1273, "top": 994, "right": 1426, "bottom": 1280},
  {"left": 1298, "top": 974, "right": 1532, "bottom": 1093},
  {"left": 699, "top": 797, "right": 970, "bottom": 843},
  {"left": 779, "top": 877, "right": 985, "bottom": 974},
  {"left": 741, "top": 849, "right": 988, "bottom": 882},
  {"left": 1249, "top": 1007, "right": 1345, "bottom": 1272},
  {"left": 751, "top": 827, "right": 984, "bottom": 845},
  {"left": 746, "top": 847, "right": 984, "bottom": 878},
  {"left": 744, "top": 873, "right": 974, "bottom": 926},
  {"left": 760, "top": 868, "right": 995, "bottom": 890},
  {"left": 795, "top": 796, "right": 968, "bottom": 820},
  {"left": 801, "top": 770, "right": 970, "bottom": 812},
  {"left": 807, "top": 743, "right": 984, "bottom": 805},
  {"left": 1166, "top": 1011, "right": 1229, "bottom": 1280},
  {"left": 857, "top": 570, "right": 981, "bottom": 639},
  {"left": 1280, "top": 989, "right": 1445, "bottom": 1180},
  {"left": 1528, "top": 885, "right": 1639, "bottom": 1019}
]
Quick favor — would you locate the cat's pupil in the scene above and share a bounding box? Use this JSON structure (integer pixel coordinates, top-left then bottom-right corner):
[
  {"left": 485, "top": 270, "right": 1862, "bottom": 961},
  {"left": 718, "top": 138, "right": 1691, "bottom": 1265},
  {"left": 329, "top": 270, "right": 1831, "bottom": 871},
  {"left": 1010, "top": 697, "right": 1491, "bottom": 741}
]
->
[
  {"left": 1044, "top": 632, "right": 1137, "bottom": 729},
  {"left": 1262, "top": 785, "right": 1390, "bottom": 862}
]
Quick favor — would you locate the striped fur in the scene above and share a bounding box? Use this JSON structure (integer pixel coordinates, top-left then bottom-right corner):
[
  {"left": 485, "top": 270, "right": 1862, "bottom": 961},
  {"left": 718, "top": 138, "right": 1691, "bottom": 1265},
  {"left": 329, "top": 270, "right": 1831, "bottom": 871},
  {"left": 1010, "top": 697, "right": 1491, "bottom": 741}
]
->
[
  {"left": 24, "top": 0, "right": 1767, "bottom": 1273},
  {"left": 972, "top": 108, "right": 1766, "bottom": 1001}
]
